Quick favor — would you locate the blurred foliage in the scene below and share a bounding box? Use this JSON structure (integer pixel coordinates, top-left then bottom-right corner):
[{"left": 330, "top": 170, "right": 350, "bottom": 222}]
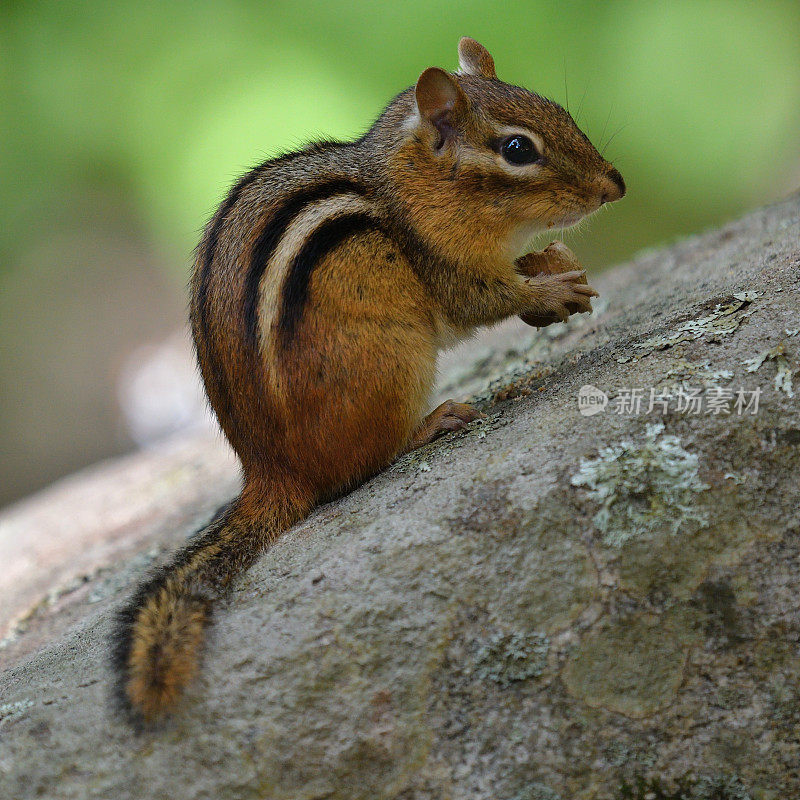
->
[
  {"left": 1, "top": 0, "right": 799, "bottom": 506},
  {"left": 3, "top": 0, "right": 799, "bottom": 272}
]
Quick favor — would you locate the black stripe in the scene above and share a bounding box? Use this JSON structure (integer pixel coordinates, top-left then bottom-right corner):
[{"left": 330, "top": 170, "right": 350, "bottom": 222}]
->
[
  {"left": 195, "top": 145, "right": 328, "bottom": 338},
  {"left": 243, "top": 179, "right": 368, "bottom": 345},
  {"left": 279, "top": 212, "right": 381, "bottom": 341},
  {"left": 196, "top": 165, "right": 265, "bottom": 340},
  {"left": 192, "top": 166, "right": 266, "bottom": 443}
]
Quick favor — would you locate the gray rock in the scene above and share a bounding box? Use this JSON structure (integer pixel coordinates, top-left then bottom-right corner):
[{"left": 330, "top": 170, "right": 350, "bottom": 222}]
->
[{"left": 2, "top": 195, "right": 800, "bottom": 799}]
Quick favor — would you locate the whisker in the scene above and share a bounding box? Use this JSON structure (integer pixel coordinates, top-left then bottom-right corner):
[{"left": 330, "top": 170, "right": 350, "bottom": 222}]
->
[
  {"left": 599, "top": 102, "right": 615, "bottom": 152},
  {"left": 601, "top": 122, "right": 629, "bottom": 158}
]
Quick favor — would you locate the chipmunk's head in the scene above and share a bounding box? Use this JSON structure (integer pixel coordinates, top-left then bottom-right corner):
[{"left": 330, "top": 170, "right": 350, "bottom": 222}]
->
[{"left": 393, "top": 37, "right": 624, "bottom": 253}]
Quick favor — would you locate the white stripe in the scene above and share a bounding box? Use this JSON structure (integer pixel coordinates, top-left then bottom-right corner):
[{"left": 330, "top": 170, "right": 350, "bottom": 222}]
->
[{"left": 257, "top": 192, "right": 374, "bottom": 363}]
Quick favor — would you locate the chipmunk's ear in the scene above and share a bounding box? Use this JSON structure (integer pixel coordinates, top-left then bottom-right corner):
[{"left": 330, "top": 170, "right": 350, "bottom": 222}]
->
[
  {"left": 415, "top": 67, "right": 469, "bottom": 149},
  {"left": 457, "top": 37, "right": 496, "bottom": 79}
]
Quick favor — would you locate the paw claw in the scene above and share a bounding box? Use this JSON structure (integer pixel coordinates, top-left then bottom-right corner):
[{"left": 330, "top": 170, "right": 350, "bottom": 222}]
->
[{"left": 405, "top": 400, "right": 481, "bottom": 452}]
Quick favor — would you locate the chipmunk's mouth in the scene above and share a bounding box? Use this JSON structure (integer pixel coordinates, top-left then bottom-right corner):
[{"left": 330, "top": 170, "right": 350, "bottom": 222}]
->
[
  {"left": 508, "top": 201, "right": 596, "bottom": 257},
  {"left": 550, "top": 192, "right": 612, "bottom": 228},
  {"left": 547, "top": 208, "right": 592, "bottom": 230}
]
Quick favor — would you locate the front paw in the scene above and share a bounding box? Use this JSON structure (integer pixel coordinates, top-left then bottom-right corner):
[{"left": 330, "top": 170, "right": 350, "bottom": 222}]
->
[
  {"left": 520, "top": 270, "right": 599, "bottom": 327},
  {"left": 516, "top": 242, "right": 597, "bottom": 327}
]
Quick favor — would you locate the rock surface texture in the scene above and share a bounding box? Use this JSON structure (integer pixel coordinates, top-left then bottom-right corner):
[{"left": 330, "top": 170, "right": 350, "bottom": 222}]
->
[{"left": 2, "top": 195, "right": 800, "bottom": 800}]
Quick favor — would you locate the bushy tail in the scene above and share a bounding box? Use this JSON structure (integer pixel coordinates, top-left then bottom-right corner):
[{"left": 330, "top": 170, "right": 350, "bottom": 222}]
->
[{"left": 113, "top": 500, "right": 291, "bottom": 723}]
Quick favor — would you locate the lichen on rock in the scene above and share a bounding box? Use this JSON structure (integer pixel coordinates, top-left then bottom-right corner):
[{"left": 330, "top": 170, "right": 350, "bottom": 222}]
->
[
  {"left": 744, "top": 340, "right": 796, "bottom": 397},
  {"left": 471, "top": 629, "right": 550, "bottom": 686},
  {"left": 507, "top": 782, "right": 563, "bottom": 800},
  {"left": 629, "top": 291, "right": 760, "bottom": 359},
  {"left": 561, "top": 608, "right": 695, "bottom": 718},
  {"left": 570, "top": 422, "right": 709, "bottom": 547}
]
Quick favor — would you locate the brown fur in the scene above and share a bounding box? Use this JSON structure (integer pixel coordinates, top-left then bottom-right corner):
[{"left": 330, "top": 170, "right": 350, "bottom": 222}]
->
[{"left": 114, "top": 38, "right": 624, "bottom": 723}]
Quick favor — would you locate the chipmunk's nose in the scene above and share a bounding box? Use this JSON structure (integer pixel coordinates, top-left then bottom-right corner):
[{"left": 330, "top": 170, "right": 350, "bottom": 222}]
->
[{"left": 599, "top": 168, "right": 626, "bottom": 204}]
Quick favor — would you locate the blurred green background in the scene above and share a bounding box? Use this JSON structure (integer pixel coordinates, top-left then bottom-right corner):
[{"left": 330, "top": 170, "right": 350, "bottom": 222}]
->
[{"left": 2, "top": 0, "right": 799, "bottom": 508}]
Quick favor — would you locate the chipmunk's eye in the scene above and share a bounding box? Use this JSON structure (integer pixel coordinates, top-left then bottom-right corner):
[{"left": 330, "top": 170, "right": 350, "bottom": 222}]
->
[{"left": 500, "top": 135, "right": 540, "bottom": 165}]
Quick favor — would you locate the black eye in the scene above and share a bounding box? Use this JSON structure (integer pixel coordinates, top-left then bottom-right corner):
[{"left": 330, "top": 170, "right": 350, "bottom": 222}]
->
[{"left": 500, "top": 135, "right": 540, "bottom": 165}]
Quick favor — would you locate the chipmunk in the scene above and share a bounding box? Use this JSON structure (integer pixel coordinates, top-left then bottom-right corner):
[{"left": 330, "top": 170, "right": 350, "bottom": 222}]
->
[{"left": 113, "top": 37, "right": 625, "bottom": 723}]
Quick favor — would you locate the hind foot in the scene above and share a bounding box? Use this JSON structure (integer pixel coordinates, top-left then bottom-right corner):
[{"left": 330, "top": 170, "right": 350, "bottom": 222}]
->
[{"left": 404, "top": 400, "right": 482, "bottom": 452}]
